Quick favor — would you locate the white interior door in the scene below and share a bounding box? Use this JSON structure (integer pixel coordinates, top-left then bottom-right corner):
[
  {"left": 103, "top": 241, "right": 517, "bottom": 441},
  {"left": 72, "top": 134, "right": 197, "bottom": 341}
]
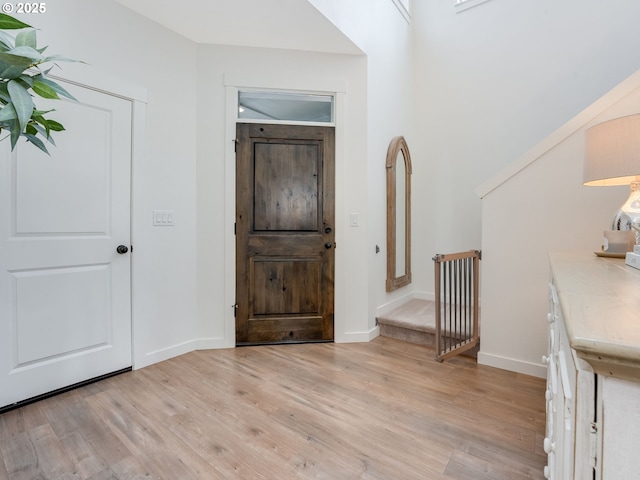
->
[{"left": 0, "top": 81, "right": 133, "bottom": 409}]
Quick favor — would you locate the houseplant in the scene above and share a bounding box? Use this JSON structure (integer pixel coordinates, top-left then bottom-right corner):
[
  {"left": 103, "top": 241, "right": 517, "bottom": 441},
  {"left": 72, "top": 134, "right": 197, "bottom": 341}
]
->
[{"left": 0, "top": 13, "right": 75, "bottom": 154}]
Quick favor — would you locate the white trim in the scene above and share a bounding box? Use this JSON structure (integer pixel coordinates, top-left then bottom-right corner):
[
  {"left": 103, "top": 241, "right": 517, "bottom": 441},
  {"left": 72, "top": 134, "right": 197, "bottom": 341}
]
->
[
  {"left": 130, "top": 99, "right": 148, "bottom": 369},
  {"left": 476, "top": 68, "right": 640, "bottom": 199},
  {"left": 48, "top": 63, "right": 148, "bottom": 103},
  {"left": 224, "top": 87, "right": 238, "bottom": 350},
  {"left": 333, "top": 91, "right": 348, "bottom": 343},
  {"left": 233, "top": 118, "right": 335, "bottom": 128},
  {"left": 478, "top": 351, "right": 546, "bottom": 378},
  {"left": 455, "top": 0, "right": 493, "bottom": 13},
  {"left": 375, "top": 289, "right": 434, "bottom": 318},
  {"left": 391, "top": 0, "right": 411, "bottom": 22},
  {"left": 338, "top": 326, "right": 380, "bottom": 343},
  {"left": 135, "top": 339, "right": 198, "bottom": 369},
  {"left": 225, "top": 73, "right": 347, "bottom": 95}
]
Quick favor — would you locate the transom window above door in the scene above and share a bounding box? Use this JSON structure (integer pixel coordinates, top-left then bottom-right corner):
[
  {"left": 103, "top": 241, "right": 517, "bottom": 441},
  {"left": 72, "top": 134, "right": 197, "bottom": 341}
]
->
[{"left": 238, "top": 91, "right": 334, "bottom": 124}]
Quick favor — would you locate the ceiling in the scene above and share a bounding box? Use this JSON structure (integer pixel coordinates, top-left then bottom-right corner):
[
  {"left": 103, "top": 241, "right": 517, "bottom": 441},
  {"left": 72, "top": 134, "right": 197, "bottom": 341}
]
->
[{"left": 113, "top": 0, "right": 363, "bottom": 55}]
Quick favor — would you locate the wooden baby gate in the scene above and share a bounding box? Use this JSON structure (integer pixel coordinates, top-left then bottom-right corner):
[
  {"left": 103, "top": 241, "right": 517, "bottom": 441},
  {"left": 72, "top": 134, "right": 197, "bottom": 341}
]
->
[{"left": 432, "top": 250, "right": 480, "bottom": 362}]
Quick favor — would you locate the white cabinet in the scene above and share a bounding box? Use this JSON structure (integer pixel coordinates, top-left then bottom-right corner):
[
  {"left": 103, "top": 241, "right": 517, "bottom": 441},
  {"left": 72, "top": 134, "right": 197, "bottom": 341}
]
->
[
  {"left": 545, "top": 281, "right": 595, "bottom": 480},
  {"left": 547, "top": 252, "right": 640, "bottom": 480},
  {"left": 600, "top": 376, "right": 640, "bottom": 479}
]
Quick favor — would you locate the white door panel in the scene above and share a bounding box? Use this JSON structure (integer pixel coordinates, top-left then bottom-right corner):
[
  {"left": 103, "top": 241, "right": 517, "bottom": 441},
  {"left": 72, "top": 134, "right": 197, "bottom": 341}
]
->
[
  {"left": 14, "top": 265, "right": 111, "bottom": 364},
  {"left": 15, "top": 98, "right": 112, "bottom": 235},
  {"left": 0, "top": 81, "right": 132, "bottom": 409}
]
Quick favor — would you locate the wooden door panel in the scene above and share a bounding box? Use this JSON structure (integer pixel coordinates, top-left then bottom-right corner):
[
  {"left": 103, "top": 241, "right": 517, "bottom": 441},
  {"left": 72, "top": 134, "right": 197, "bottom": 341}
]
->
[
  {"left": 236, "top": 123, "right": 334, "bottom": 345},
  {"left": 252, "top": 258, "right": 320, "bottom": 315},
  {"left": 254, "top": 143, "right": 319, "bottom": 231},
  {"left": 246, "top": 317, "right": 325, "bottom": 343}
]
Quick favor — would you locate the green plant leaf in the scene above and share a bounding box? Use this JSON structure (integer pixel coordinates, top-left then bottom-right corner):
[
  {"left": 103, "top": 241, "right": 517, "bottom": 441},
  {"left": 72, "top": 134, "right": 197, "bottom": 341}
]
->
[
  {"left": 47, "top": 119, "right": 64, "bottom": 132},
  {"left": 17, "top": 73, "right": 33, "bottom": 87},
  {"left": 0, "top": 13, "right": 31, "bottom": 30},
  {"left": 0, "top": 102, "right": 16, "bottom": 121},
  {"left": 33, "top": 80, "right": 59, "bottom": 99},
  {"left": 7, "top": 79, "right": 33, "bottom": 131},
  {"left": 15, "top": 29, "right": 36, "bottom": 49},
  {"left": 0, "top": 51, "right": 33, "bottom": 79},
  {"left": 32, "top": 114, "right": 50, "bottom": 137},
  {"left": 0, "top": 13, "right": 75, "bottom": 153},
  {"left": 8, "top": 45, "right": 43, "bottom": 62},
  {"left": 30, "top": 121, "right": 54, "bottom": 144},
  {"left": 8, "top": 118, "right": 19, "bottom": 149},
  {"left": 42, "top": 54, "right": 77, "bottom": 63},
  {"left": 23, "top": 132, "right": 49, "bottom": 155},
  {"left": 0, "top": 30, "right": 15, "bottom": 51},
  {"left": 34, "top": 76, "right": 76, "bottom": 100},
  {"left": 0, "top": 82, "right": 10, "bottom": 101}
]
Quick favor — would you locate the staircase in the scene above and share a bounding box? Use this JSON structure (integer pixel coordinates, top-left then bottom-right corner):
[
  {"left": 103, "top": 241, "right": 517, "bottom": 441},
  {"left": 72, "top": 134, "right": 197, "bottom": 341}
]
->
[
  {"left": 377, "top": 298, "right": 478, "bottom": 359},
  {"left": 377, "top": 299, "right": 438, "bottom": 348}
]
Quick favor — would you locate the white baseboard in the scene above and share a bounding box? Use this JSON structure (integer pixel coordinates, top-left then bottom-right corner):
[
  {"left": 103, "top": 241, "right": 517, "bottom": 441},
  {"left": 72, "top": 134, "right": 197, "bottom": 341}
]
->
[
  {"left": 412, "top": 290, "right": 435, "bottom": 302},
  {"left": 134, "top": 327, "right": 382, "bottom": 370},
  {"left": 478, "top": 351, "right": 546, "bottom": 379},
  {"left": 376, "top": 290, "right": 434, "bottom": 317},
  {"left": 336, "top": 326, "right": 380, "bottom": 343},
  {"left": 134, "top": 339, "right": 199, "bottom": 370}
]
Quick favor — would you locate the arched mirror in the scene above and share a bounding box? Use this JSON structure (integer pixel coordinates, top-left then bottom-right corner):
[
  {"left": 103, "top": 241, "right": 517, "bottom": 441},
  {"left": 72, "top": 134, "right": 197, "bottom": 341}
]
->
[{"left": 386, "top": 136, "right": 412, "bottom": 292}]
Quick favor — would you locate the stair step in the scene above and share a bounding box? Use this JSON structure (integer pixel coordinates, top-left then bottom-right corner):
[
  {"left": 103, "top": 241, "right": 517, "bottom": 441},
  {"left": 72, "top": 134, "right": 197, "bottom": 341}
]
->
[
  {"left": 377, "top": 298, "right": 477, "bottom": 358},
  {"left": 377, "top": 299, "right": 436, "bottom": 347}
]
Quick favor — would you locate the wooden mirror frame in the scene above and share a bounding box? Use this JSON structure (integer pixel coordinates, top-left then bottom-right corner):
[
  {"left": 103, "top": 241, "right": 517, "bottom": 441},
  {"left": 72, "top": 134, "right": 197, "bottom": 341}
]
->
[{"left": 386, "top": 136, "right": 412, "bottom": 292}]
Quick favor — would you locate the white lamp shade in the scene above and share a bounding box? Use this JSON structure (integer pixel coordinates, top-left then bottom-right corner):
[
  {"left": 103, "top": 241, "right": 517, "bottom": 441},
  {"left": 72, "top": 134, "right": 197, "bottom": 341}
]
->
[{"left": 584, "top": 113, "right": 640, "bottom": 186}]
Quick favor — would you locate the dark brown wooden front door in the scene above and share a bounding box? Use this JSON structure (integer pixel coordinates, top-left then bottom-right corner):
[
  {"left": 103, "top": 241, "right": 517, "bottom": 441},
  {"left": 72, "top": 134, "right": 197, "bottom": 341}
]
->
[{"left": 235, "top": 123, "right": 335, "bottom": 345}]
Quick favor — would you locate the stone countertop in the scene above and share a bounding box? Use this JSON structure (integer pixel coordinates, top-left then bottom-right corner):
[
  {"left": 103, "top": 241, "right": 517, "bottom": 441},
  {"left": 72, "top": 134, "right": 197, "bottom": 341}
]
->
[{"left": 549, "top": 251, "right": 640, "bottom": 382}]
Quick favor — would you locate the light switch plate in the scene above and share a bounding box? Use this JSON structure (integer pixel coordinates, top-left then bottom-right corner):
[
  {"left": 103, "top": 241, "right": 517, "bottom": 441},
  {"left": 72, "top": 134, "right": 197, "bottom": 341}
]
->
[{"left": 153, "top": 210, "right": 175, "bottom": 226}]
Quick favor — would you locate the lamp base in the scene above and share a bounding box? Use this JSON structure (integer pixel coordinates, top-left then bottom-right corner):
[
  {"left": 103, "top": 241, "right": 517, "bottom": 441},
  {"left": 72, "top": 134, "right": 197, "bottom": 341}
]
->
[{"left": 612, "top": 181, "right": 640, "bottom": 245}]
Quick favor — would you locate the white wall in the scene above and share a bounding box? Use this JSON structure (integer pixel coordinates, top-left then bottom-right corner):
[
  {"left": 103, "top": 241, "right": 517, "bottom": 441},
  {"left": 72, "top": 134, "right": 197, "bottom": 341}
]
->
[
  {"left": 309, "top": 0, "right": 416, "bottom": 322},
  {"left": 410, "top": 0, "right": 640, "bottom": 374},
  {"left": 479, "top": 74, "right": 640, "bottom": 376},
  {"left": 22, "top": 0, "right": 200, "bottom": 368},
  {"left": 194, "top": 0, "right": 415, "bottom": 344},
  {"left": 28, "top": 0, "right": 640, "bottom": 376},
  {"left": 412, "top": 0, "right": 640, "bottom": 295},
  {"left": 22, "top": 0, "right": 413, "bottom": 371}
]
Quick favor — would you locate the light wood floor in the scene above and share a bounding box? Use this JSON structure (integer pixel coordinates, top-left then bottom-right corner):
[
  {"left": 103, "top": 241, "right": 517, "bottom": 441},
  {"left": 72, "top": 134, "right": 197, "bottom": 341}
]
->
[{"left": 0, "top": 337, "right": 546, "bottom": 480}]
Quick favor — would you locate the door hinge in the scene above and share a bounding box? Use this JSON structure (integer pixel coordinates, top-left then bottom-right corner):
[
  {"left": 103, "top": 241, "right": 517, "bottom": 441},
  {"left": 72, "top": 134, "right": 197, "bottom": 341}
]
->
[
  {"left": 232, "top": 304, "right": 238, "bottom": 317},
  {"left": 589, "top": 421, "right": 598, "bottom": 468},
  {"left": 234, "top": 222, "right": 237, "bottom": 235},
  {"left": 130, "top": 245, "right": 133, "bottom": 253},
  {"left": 233, "top": 138, "right": 239, "bottom": 153}
]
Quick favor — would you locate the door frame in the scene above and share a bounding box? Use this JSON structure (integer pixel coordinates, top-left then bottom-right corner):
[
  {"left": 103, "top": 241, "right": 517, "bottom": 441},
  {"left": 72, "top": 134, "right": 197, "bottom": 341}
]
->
[
  {"left": 49, "top": 65, "right": 148, "bottom": 368},
  {"left": 223, "top": 76, "right": 347, "bottom": 348}
]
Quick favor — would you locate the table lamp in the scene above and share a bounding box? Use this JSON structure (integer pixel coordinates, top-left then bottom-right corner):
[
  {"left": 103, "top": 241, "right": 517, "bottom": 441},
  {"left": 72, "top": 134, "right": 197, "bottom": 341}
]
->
[{"left": 584, "top": 113, "right": 640, "bottom": 245}]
